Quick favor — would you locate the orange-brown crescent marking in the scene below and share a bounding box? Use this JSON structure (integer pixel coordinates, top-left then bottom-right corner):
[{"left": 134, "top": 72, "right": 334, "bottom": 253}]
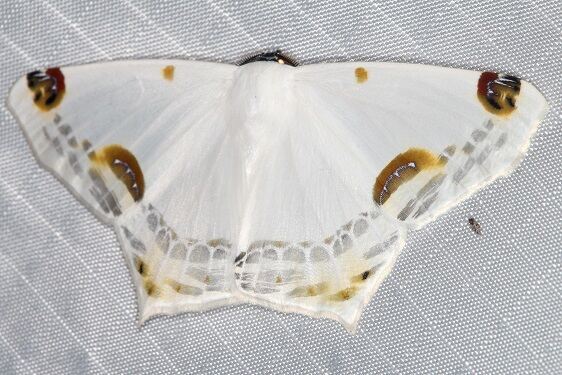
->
[
  {"left": 373, "top": 148, "right": 445, "bottom": 205},
  {"left": 89, "top": 145, "right": 145, "bottom": 201},
  {"left": 477, "top": 72, "right": 520, "bottom": 116},
  {"left": 162, "top": 65, "right": 175, "bottom": 81},
  {"left": 26, "top": 67, "right": 66, "bottom": 111},
  {"left": 355, "top": 67, "right": 368, "bottom": 83}
]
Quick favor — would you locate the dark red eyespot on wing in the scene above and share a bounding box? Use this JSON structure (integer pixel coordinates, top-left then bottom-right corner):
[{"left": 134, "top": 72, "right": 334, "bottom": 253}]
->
[
  {"left": 477, "top": 72, "right": 520, "bottom": 116},
  {"left": 26, "top": 67, "right": 66, "bottom": 111}
]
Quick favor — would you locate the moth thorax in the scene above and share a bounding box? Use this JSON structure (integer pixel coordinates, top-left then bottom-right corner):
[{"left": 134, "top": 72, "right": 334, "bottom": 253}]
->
[{"left": 232, "top": 63, "right": 294, "bottom": 127}]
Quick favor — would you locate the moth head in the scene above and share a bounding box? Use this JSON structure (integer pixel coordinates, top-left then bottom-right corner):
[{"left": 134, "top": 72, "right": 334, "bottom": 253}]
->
[{"left": 239, "top": 50, "right": 297, "bottom": 67}]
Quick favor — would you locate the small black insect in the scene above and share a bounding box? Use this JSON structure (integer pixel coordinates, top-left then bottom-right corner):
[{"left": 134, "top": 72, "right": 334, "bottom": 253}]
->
[{"left": 468, "top": 218, "right": 482, "bottom": 235}]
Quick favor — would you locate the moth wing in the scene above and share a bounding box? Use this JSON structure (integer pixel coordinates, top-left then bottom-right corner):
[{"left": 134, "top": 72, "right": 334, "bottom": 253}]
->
[
  {"left": 8, "top": 60, "right": 243, "bottom": 319},
  {"left": 234, "top": 62, "right": 547, "bottom": 332},
  {"left": 9, "top": 60, "right": 548, "bottom": 331},
  {"left": 294, "top": 62, "right": 548, "bottom": 228}
]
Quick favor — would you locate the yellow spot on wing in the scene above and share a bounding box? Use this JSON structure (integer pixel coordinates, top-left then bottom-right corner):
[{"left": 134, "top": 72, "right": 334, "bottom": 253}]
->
[
  {"left": 328, "top": 286, "right": 358, "bottom": 301},
  {"left": 144, "top": 279, "right": 161, "bottom": 297},
  {"left": 355, "top": 67, "right": 368, "bottom": 83},
  {"left": 162, "top": 65, "right": 175, "bottom": 81},
  {"left": 288, "top": 282, "right": 329, "bottom": 297}
]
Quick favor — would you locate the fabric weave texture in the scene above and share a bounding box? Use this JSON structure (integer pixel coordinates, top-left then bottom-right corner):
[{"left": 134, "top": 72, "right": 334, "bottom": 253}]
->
[{"left": 0, "top": 0, "right": 561, "bottom": 373}]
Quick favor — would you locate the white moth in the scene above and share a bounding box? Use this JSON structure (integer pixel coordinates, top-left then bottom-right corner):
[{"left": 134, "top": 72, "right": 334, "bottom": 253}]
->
[{"left": 8, "top": 52, "right": 548, "bottom": 333}]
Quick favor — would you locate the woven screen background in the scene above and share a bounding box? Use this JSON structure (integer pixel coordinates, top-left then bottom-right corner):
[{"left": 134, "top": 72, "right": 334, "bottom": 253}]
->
[{"left": 0, "top": 1, "right": 561, "bottom": 373}]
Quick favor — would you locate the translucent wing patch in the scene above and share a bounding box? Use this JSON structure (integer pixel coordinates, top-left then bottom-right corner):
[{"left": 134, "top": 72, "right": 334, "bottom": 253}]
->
[
  {"left": 117, "top": 204, "right": 237, "bottom": 320},
  {"left": 234, "top": 210, "right": 405, "bottom": 331}
]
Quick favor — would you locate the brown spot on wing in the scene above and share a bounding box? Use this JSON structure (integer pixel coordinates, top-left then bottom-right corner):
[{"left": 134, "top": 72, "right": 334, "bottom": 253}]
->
[
  {"left": 355, "top": 67, "right": 368, "bottom": 83},
  {"left": 134, "top": 257, "right": 159, "bottom": 296},
  {"left": 135, "top": 257, "right": 149, "bottom": 276},
  {"left": 374, "top": 148, "right": 445, "bottom": 205},
  {"left": 89, "top": 145, "right": 145, "bottom": 201},
  {"left": 477, "top": 72, "right": 520, "bottom": 116},
  {"left": 350, "top": 269, "right": 373, "bottom": 283},
  {"left": 162, "top": 65, "right": 175, "bottom": 81},
  {"left": 26, "top": 67, "right": 66, "bottom": 111}
]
